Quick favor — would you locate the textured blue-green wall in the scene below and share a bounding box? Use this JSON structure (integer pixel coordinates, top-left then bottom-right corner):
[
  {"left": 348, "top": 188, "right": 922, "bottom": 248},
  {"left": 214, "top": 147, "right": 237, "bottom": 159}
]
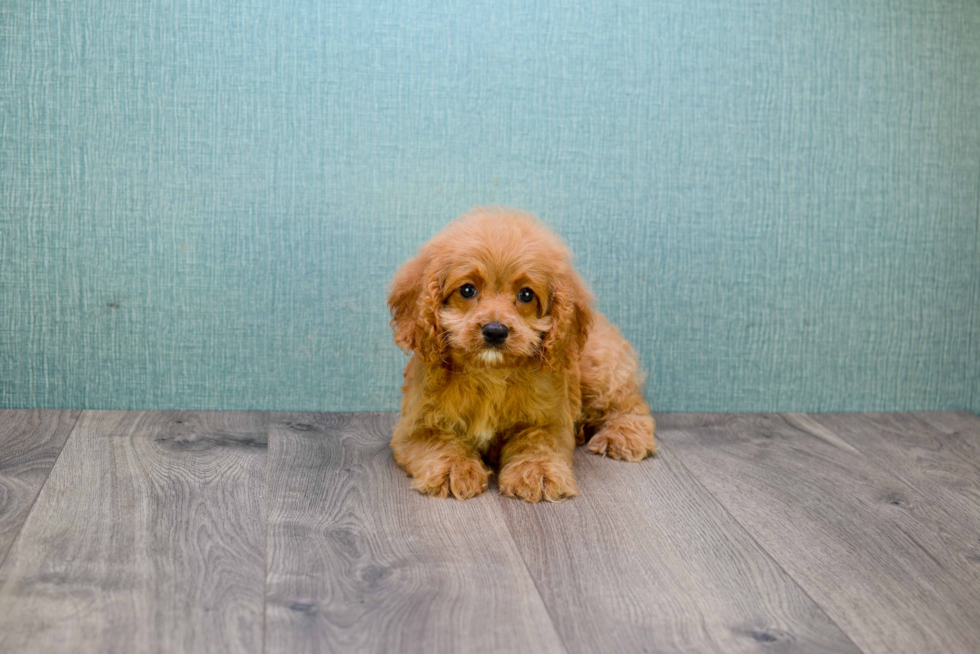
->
[{"left": 2, "top": 1, "right": 978, "bottom": 412}]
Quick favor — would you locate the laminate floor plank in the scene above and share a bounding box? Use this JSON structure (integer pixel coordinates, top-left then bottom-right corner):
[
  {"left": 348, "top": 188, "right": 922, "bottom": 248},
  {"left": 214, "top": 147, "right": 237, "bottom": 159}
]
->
[
  {"left": 496, "top": 443, "right": 860, "bottom": 653},
  {"left": 4, "top": 409, "right": 977, "bottom": 653},
  {"left": 659, "top": 413, "right": 980, "bottom": 654},
  {"left": 797, "top": 411, "right": 980, "bottom": 577},
  {"left": 0, "top": 410, "right": 268, "bottom": 654},
  {"left": 0, "top": 410, "right": 80, "bottom": 565},
  {"left": 265, "top": 412, "right": 565, "bottom": 654},
  {"left": 917, "top": 410, "right": 980, "bottom": 438}
]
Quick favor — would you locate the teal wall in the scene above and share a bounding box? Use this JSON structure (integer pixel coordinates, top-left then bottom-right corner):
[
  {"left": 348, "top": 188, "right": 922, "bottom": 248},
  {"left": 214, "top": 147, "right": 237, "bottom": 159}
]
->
[{"left": 2, "top": 1, "right": 979, "bottom": 413}]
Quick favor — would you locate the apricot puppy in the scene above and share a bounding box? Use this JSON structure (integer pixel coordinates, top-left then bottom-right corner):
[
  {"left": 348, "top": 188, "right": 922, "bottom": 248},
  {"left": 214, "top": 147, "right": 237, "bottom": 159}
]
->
[{"left": 387, "top": 208, "right": 656, "bottom": 503}]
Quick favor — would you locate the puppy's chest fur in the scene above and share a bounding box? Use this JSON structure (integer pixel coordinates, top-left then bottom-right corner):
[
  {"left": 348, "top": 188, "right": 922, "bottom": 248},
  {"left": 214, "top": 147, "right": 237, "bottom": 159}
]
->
[
  {"left": 446, "top": 367, "right": 564, "bottom": 452},
  {"left": 464, "top": 376, "right": 512, "bottom": 451}
]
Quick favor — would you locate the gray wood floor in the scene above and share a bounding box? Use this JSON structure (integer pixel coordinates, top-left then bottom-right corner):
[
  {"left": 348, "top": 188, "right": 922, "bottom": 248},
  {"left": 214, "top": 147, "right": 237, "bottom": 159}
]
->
[{"left": 0, "top": 410, "right": 978, "bottom": 653}]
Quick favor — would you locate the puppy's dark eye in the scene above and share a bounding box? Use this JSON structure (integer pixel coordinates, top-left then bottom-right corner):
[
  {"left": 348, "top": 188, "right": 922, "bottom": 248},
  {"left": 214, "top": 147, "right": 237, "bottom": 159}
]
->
[
  {"left": 517, "top": 288, "right": 535, "bottom": 303},
  {"left": 459, "top": 284, "right": 477, "bottom": 299}
]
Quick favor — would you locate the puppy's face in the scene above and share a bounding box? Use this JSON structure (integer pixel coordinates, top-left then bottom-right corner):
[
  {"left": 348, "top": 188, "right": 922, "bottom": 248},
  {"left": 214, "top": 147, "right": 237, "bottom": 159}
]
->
[
  {"left": 438, "top": 257, "right": 552, "bottom": 367},
  {"left": 388, "top": 209, "right": 593, "bottom": 370}
]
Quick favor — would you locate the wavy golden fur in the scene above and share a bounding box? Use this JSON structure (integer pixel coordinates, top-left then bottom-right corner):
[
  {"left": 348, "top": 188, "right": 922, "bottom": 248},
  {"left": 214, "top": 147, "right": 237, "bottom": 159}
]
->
[{"left": 388, "top": 208, "right": 656, "bottom": 502}]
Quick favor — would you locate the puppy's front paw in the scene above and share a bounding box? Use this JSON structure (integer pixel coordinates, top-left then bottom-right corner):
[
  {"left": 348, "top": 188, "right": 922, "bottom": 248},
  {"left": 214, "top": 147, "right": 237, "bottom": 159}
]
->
[
  {"left": 411, "top": 456, "right": 490, "bottom": 500},
  {"left": 587, "top": 414, "right": 656, "bottom": 461},
  {"left": 499, "top": 458, "right": 579, "bottom": 503}
]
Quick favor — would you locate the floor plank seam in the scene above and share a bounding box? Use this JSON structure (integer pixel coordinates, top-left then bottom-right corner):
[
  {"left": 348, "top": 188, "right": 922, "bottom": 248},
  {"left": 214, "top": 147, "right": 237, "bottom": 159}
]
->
[
  {"left": 262, "top": 411, "right": 271, "bottom": 654},
  {"left": 655, "top": 437, "right": 868, "bottom": 654},
  {"left": 0, "top": 409, "right": 83, "bottom": 573},
  {"left": 495, "top": 495, "right": 573, "bottom": 654}
]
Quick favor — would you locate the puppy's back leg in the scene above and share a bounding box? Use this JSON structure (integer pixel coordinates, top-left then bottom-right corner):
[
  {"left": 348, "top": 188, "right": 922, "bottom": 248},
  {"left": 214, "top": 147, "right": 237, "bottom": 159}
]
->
[{"left": 578, "top": 315, "right": 656, "bottom": 461}]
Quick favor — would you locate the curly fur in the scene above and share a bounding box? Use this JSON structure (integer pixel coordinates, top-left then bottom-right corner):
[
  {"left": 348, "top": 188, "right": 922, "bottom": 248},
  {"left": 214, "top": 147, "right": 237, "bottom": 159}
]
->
[{"left": 388, "top": 208, "right": 656, "bottom": 503}]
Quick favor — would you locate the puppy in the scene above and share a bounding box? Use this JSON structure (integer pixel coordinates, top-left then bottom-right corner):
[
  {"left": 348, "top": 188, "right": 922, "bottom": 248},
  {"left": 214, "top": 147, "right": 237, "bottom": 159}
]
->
[{"left": 387, "top": 208, "right": 656, "bottom": 502}]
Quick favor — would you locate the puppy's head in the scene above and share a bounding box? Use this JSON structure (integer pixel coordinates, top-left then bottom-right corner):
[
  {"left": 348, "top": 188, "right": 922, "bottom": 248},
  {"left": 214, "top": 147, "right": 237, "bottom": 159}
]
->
[{"left": 388, "top": 208, "right": 593, "bottom": 369}]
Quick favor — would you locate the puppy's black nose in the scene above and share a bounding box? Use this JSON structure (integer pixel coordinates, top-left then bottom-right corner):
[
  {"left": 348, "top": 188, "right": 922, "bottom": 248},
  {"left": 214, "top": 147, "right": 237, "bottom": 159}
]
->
[{"left": 482, "top": 322, "right": 509, "bottom": 345}]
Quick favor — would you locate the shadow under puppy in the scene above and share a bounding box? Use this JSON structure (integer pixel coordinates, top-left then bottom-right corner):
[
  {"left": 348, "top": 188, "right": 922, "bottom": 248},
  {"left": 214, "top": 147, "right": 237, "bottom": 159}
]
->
[{"left": 387, "top": 208, "right": 656, "bottom": 503}]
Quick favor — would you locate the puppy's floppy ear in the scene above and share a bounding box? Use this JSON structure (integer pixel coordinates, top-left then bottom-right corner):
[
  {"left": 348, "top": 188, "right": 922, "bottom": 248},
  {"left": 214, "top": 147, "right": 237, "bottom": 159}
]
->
[
  {"left": 541, "top": 268, "right": 594, "bottom": 370},
  {"left": 387, "top": 250, "right": 446, "bottom": 363}
]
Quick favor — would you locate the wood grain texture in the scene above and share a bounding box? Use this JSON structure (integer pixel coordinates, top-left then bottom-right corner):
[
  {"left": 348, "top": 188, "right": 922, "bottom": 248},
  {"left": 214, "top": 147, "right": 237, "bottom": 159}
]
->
[
  {"left": 799, "top": 411, "right": 980, "bottom": 570},
  {"left": 265, "top": 412, "right": 565, "bottom": 654},
  {"left": 907, "top": 411, "right": 980, "bottom": 466},
  {"left": 0, "top": 411, "right": 268, "bottom": 654},
  {"left": 496, "top": 444, "right": 859, "bottom": 653},
  {"left": 0, "top": 410, "right": 80, "bottom": 565},
  {"left": 659, "top": 413, "right": 980, "bottom": 654}
]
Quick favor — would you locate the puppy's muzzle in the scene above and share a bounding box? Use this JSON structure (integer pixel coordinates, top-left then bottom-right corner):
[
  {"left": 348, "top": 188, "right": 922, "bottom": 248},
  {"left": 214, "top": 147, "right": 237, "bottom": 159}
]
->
[{"left": 481, "top": 322, "right": 509, "bottom": 346}]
